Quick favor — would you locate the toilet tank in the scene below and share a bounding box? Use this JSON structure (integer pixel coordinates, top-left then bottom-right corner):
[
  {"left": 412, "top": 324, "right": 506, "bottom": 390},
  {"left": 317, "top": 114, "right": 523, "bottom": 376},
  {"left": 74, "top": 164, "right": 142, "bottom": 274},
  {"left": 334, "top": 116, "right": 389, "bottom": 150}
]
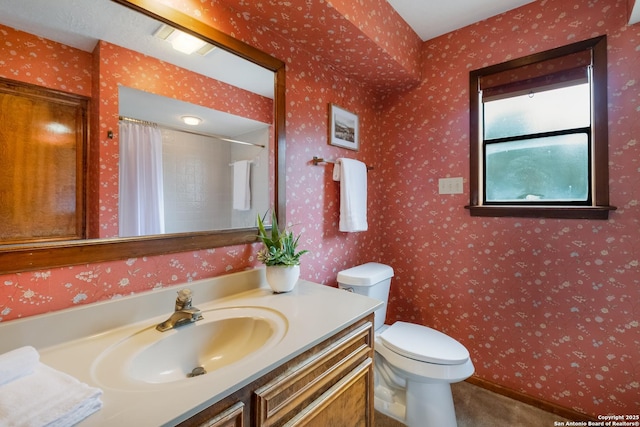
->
[{"left": 337, "top": 263, "right": 394, "bottom": 330}]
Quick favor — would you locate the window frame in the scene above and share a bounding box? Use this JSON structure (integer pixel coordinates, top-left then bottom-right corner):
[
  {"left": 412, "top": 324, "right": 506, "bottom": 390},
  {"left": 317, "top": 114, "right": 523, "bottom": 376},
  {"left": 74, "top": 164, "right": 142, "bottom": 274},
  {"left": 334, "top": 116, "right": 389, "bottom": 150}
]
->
[{"left": 466, "top": 35, "right": 616, "bottom": 219}]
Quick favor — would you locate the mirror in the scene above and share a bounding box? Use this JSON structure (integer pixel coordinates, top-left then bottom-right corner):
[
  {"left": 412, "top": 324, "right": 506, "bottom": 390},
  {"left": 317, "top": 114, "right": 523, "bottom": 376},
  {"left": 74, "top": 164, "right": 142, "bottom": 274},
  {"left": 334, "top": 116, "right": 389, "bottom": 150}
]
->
[{"left": 0, "top": 0, "right": 286, "bottom": 273}]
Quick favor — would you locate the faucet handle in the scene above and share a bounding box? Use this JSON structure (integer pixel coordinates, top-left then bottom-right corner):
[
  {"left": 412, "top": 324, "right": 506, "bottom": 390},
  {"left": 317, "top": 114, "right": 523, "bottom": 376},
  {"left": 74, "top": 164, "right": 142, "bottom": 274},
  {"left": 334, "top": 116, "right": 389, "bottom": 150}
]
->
[
  {"left": 177, "top": 288, "right": 192, "bottom": 301},
  {"left": 175, "top": 289, "right": 193, "bottom": 310}
]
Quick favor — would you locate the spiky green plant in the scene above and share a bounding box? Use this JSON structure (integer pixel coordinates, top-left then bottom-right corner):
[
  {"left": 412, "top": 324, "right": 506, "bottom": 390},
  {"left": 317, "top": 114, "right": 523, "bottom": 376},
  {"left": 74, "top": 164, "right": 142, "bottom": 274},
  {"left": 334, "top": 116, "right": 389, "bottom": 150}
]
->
[{"left": 256, "top": 211, "right": 308, "bottom": 266}]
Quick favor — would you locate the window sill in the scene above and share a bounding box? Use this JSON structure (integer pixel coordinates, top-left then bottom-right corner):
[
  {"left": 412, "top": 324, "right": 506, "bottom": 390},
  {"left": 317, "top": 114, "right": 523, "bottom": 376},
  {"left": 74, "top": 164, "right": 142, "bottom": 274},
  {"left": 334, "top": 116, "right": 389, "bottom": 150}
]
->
[{"left": 465, "top": 205, "right": 617, "bottom": 220}]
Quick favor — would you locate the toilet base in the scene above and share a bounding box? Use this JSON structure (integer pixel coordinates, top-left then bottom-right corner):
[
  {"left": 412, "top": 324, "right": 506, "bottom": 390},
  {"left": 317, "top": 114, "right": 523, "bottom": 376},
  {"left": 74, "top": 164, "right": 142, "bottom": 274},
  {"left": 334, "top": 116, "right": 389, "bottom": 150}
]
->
[
  {"left": 374, "top": 380, "right": 458, "bottom": 427},
  {"left": 374, "top": 386, "right": 406, "bottom": 424},
  {"left": 406, "top": 381, "right": 457, "bottom": 427}
]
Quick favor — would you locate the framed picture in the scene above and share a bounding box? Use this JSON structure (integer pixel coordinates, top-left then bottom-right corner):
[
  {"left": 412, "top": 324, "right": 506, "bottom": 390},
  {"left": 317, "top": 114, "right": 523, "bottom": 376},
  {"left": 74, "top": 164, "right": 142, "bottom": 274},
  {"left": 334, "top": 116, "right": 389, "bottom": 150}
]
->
[{"left": 329, "top": 104, "right": 359, "bottom": 151}]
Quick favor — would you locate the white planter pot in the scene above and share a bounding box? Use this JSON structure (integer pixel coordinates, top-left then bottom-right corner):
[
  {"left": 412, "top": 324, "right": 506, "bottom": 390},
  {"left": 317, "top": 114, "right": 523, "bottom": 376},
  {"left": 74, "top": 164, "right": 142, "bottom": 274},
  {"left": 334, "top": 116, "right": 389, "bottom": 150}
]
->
[{"left": 265, "top": 265, "right": 300, "bottom": 293}]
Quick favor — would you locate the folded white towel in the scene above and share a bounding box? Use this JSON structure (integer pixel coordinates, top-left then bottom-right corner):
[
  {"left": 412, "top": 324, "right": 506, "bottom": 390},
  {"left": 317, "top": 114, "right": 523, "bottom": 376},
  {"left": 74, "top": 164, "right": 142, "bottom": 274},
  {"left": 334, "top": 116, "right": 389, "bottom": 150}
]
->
[
  {"left": 0, "top": 346, "right": 39, "bottom": 387},
  {"left": 0, "top": 361, "right": 102, "bottom": 427},
  {"left": 232, "top": 160, "right": 251, "bottom": 211},
  {"left": 333, "top": 158, "right": 368, "bottom": 232}
]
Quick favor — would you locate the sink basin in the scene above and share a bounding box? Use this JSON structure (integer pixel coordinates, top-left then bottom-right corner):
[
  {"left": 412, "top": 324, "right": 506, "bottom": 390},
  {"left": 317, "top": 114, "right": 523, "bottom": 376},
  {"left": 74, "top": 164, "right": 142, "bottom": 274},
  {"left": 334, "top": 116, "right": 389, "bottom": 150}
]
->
[{"left": 92, "top": 306, "right": 287, "bottom": 388}]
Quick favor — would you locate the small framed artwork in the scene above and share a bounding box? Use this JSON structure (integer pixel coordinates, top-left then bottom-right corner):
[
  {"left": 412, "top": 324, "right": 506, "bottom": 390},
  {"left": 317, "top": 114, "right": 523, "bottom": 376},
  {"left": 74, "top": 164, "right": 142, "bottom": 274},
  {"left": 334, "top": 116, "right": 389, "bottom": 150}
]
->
[{"left": 329, "top": 104, "right": 359, "bottom": 151}]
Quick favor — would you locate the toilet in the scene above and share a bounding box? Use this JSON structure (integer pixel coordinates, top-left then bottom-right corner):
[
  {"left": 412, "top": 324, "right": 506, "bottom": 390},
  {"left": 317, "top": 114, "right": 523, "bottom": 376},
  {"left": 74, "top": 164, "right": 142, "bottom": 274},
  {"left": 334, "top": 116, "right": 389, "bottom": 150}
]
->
[{"left": 337, "top": 262, "right": 474, "bottom": 427}]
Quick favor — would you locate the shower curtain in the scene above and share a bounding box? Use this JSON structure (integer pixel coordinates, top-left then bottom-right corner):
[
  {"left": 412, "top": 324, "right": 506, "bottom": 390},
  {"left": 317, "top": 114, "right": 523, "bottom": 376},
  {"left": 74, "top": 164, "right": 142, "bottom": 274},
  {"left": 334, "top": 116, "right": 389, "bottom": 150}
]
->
[{"left": 118, "top": 121, "right": 165, "bottom": 237}]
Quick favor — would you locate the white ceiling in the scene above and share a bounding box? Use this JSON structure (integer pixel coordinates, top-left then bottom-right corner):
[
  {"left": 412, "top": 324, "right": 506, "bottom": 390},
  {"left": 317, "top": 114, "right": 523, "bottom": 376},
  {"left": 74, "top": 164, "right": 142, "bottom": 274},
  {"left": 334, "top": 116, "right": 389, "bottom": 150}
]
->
[
  {"left": 118, "top": 86, "right": 269, "bottom": 139},
  {"left": 387, "top": 0, "right": 536, "bottom": 41},
  {"left": 389, "top": 0, "right": 640, "bottom": 41}
]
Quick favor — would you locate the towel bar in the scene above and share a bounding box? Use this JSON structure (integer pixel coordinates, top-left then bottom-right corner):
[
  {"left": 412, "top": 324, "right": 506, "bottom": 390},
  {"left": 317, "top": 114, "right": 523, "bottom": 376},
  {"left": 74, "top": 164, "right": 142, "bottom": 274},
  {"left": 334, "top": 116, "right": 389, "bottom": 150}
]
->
[
  {"left": 228, "top": 160, "right": 255, "bottom": 166},
  {"left": 312, "top": 156, "right": 373, "bottom": 171}
]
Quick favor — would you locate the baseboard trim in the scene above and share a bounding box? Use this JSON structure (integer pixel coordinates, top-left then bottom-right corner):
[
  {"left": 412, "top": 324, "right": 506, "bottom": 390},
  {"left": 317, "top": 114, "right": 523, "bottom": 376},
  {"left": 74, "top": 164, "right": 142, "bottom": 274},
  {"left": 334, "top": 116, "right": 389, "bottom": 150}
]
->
[{"left": 466, "top": 376, "right": 597, "bottom": 422}]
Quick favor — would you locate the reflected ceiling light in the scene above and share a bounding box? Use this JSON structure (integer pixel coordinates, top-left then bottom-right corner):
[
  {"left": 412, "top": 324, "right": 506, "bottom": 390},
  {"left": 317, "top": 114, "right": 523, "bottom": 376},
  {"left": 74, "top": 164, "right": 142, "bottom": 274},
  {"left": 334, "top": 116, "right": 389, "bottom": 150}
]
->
[
  {"left": 153, "top": 24, "right": 215, "bottom": 56},
  {"left": 181, "top": 116, "right": 202, "bottom": 126},
  {"left": 167, "top": 31, "right": 206, "bottom": 55}
]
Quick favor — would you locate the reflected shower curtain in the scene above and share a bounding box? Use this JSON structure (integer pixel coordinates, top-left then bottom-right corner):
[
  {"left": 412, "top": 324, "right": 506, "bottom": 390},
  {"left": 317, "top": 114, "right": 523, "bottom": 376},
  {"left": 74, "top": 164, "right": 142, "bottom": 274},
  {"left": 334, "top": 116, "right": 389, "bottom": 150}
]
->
[{"left": 118, "top": 121, "right": 165, "bottom": 237}]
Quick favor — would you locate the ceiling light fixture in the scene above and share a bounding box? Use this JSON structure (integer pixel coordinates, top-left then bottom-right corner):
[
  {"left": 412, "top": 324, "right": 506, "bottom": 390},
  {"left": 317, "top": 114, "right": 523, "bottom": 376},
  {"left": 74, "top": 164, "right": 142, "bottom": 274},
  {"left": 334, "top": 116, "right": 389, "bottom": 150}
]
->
[
  {"left": 167, "top": 31, "right": 206, "bottom": 55},
  {"left": 153, "top": 24, "right": 215, "bottom": 56},
  {"left": 181, "top": 116, "right": 202, "bottom": 126}
]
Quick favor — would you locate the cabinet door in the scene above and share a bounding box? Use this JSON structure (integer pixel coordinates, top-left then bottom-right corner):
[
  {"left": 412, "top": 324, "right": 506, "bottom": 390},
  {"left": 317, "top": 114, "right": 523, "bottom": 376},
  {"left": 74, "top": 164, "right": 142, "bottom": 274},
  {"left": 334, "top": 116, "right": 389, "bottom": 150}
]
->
[
  {"left": 255, "top": 321, "right": 373, "bottom": 427},
  {"left": 193, "top": 402, "right": 244, "bottom": 427},
  {"left": 284, "top": 358, "right": 373, "bottom": 427},
  {"left": 0, "top": 77, "right": 88, "bottom": 243}
]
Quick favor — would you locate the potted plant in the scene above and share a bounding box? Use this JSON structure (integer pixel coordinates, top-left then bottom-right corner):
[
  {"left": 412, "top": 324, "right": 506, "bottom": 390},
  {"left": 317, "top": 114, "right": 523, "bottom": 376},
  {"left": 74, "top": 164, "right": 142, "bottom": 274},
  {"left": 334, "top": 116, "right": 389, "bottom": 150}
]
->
[{"left": 256, "top": 211, "right": 308, "bottom": 293}]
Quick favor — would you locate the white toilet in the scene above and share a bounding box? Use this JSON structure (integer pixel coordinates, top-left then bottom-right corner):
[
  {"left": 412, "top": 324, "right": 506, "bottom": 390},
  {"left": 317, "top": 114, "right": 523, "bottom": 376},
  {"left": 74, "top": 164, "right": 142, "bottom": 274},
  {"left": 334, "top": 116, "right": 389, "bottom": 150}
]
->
[{"left": 337, "top": 262, "right": 474, "bottom": 427}]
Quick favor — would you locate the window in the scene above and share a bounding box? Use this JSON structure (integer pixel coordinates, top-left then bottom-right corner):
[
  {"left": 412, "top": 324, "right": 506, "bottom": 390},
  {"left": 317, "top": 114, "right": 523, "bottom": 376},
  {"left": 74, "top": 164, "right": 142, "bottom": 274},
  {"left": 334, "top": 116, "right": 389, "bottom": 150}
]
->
[{"left": 467, "top": 36, "right": 615, "bottom": 219}]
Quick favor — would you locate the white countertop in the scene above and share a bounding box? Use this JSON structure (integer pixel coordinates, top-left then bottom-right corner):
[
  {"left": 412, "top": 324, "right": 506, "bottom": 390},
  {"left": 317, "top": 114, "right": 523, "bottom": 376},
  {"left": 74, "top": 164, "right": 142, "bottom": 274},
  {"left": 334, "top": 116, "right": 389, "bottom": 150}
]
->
[{"left": 0, "top": 268, "right": 381, "bottom": 426}]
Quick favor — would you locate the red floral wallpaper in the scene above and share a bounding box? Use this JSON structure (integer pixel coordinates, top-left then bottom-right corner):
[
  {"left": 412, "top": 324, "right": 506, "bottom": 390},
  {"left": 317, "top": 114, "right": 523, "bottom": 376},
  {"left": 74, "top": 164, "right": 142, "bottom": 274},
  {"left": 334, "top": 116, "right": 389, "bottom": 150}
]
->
[
  {"left": 0, "top": 0, "right": 639, "bottom": 418},
  {"left": 377, "top": 0, "right": 640, "bottom": 417},
  {"left": 159, "top": 0, "right": 422, "bottom": 89},
  {"left": 0, "top": 24, "right": 92, "bottom": 96}
]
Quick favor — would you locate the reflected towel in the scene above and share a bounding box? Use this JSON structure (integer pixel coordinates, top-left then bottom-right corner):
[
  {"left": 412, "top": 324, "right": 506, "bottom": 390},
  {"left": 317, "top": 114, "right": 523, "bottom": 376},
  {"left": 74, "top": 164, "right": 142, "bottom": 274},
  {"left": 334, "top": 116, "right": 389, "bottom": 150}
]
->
[
  {"left": 233, "top": 160, "right": 251, "bottom": 211},
  {"left": 0, "top": 348, "right": 103, "bottom": 427},
  {"left": 333, "top": 158, "right": 368, "bottom": 232},
  {"left": 0, "top": 345, "right": 39, "bottom": 387}
]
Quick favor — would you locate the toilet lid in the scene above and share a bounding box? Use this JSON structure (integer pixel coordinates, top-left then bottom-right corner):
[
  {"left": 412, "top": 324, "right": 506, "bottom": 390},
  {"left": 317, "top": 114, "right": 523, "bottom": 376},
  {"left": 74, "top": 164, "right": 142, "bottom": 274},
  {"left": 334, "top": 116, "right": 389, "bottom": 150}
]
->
[{"left": 379, "top": 321, "right": 470, "bottom": 365}]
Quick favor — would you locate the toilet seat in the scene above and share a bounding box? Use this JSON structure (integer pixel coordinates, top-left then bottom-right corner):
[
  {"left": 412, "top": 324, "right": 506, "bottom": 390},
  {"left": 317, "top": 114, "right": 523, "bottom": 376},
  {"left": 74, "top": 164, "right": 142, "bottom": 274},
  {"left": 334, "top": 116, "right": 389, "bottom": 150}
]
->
[
  {"left": 375, "top": 335, "right": 474, "bottom": 383},
  {"left": 379, "top": 322, "right": 469, "bottom": 365}
]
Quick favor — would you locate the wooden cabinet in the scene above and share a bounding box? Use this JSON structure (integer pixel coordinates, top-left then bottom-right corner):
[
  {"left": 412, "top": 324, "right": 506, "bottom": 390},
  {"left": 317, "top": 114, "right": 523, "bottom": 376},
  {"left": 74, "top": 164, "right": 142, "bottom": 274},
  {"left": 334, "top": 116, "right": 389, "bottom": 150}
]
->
[
  {"left": 180, "top": 315, "right": 374, "bottom": 427},
  {"left": 193, "top": 402, "right": 245, "bottom": 427},
  {"left": 278, "top": 359, "right": 372, "bottom": 427},
  {"left": 0, "top": 77, "right": 89, "bottom": 244}
]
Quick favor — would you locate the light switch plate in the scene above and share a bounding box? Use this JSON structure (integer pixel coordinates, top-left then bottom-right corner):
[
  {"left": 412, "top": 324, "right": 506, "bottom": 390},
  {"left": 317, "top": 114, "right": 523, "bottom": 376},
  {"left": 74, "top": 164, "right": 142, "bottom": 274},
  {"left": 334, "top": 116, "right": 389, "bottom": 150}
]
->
[{"left": 438, "top": 177, "right": 463, "bottom": 194}]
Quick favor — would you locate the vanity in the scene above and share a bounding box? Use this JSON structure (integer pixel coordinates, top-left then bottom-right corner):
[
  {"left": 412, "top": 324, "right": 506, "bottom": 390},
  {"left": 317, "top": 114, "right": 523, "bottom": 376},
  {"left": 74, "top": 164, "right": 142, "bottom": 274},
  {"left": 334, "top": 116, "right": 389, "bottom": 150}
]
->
[{"left": 0, "top": 269, "right": 381, "bottom": 426}]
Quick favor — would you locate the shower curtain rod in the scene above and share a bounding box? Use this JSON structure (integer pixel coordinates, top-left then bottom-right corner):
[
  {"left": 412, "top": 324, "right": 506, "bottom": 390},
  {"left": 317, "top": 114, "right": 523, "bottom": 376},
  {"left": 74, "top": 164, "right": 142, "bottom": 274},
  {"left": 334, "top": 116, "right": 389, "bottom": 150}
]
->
[{"left": 118, "top": 116, "right": 266, "bottom": 148}]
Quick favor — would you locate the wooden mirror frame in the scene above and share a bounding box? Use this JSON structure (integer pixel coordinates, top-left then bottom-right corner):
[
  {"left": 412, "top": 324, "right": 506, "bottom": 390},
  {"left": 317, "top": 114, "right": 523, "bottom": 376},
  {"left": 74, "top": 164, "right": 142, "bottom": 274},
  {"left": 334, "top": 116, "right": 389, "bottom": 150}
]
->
[{"left": 0, "top": 0, "right": 286, "bottom": 274}]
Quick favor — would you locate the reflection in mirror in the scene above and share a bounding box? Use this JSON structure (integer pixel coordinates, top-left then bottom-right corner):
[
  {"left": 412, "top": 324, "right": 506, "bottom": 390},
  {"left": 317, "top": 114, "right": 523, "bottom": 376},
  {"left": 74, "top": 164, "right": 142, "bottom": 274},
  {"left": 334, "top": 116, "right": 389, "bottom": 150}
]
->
[
  {"left": 0, "top": 0, "right": 275, "bottom": 241},
  {"left": 0, "top": 77, "right": 89, "bottom": 244},
  {"left": 118, "top": 87, "right": 270, "bottom": 236},
  {"left": 0, "top": 0, "right": 286, "bottom": 273}
]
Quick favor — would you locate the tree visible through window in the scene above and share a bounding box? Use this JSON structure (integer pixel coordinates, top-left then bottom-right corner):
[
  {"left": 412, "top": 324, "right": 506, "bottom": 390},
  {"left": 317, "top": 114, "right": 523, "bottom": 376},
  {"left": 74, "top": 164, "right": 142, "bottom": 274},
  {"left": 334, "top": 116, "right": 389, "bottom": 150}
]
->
[{"left": 467, "top": 36, "right": 615, "bottom": 219}]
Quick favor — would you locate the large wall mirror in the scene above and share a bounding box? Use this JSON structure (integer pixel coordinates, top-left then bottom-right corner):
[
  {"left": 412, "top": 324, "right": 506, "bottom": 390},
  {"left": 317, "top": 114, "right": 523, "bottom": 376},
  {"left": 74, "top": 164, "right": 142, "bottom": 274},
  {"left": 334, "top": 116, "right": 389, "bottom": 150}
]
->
[{"left": 0, "top": 0, "right": 286, "bottom": 274}]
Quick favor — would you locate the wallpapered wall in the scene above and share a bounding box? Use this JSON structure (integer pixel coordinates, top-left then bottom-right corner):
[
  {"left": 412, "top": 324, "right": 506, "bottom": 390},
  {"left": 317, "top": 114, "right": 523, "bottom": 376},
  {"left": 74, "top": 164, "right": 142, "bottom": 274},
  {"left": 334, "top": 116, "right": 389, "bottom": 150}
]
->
[
  {"left": 0, "top": 24, "right": 92, "bottom": 96},
  {"left": 377, "top": 0, "right": 640, "bottom": 416},
  {"left": 0, "top": 0, "right": 638, "bottom": 418}
]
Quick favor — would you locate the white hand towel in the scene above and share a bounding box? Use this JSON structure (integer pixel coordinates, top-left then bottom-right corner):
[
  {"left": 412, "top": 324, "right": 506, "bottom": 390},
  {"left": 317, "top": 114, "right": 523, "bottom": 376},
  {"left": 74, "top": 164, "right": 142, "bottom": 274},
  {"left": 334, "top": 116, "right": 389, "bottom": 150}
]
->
[
  {"left": 0, "top": 362, "right": 103, "bottom": 427},
  {"left": 334, "top": 158, "right": 368, "bottom": 232},
  {"left": 232, "top": 160, "right": 251, "bottom": 211},
  {"left": 0, "top": 346, "right": 39, "bottom": 387}
]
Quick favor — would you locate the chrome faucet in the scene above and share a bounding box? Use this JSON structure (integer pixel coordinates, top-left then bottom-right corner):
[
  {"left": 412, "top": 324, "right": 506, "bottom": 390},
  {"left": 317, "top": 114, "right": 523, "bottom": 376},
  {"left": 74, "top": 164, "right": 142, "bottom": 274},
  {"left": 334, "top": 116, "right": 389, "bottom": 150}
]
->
[{"left": 156, "top": 289, "right": 203, "bottom": 332}]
